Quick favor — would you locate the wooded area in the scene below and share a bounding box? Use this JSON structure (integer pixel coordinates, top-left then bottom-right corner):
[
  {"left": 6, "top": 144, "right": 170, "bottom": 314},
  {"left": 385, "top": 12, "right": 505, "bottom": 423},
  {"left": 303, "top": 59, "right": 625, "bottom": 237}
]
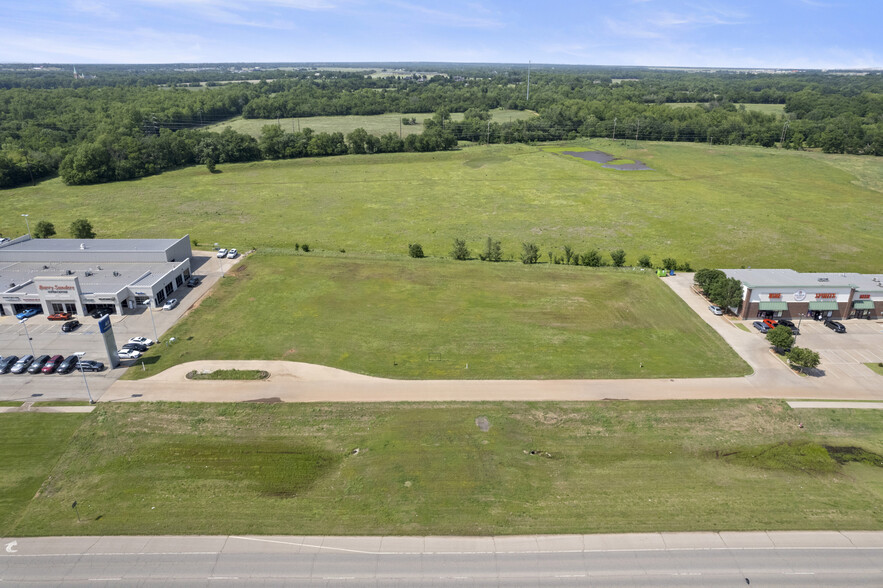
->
[{"left": 1, "top": 64, "right": 881, "bottom": 188}]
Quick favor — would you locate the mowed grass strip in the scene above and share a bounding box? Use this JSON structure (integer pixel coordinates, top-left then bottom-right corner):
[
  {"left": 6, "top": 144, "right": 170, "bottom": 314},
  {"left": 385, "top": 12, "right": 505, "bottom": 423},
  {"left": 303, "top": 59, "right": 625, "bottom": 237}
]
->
[
  {"left": 1, "top": 140, "right": 880, "bottom": 272},
  {"left": 0, "top": 414, "right": 88, "bottom": 535},
  {"left": 124, "top": 254, "right": 748, "bottom": 380},
  {"left": 10, "top": 400, "right": 883, "bottom": 536}
]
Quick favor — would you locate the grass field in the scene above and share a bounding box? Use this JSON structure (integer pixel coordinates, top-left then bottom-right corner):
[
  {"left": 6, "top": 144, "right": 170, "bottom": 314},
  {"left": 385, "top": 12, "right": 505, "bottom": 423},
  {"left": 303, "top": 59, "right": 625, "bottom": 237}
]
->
[
  {"left": 866, "top": 363, "right": 883, "bottom": 376},
  {"left": 206, "top": 109, "right": 538, "bottom": 138},
  {"left": 8, "top": 400, "right": 883, "bottom": 536},
  {"left": 667, "top": 103, "right": 787, "bottom": 115},
  {"left": 123, "top": 254, "right": 749, "bottom": 380},
  {"left": 2, "top": 140, "right": 880, "bottom": 273}
]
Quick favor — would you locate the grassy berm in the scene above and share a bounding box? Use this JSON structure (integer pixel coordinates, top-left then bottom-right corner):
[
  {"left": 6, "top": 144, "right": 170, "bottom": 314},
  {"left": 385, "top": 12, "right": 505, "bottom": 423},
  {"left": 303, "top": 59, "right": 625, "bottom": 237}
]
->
[
  {"left": 6, "top": 400, "right": 883, "bottom": 536},
  {"left": 124, "top": 253, "right": 748, "bottom": 380}
]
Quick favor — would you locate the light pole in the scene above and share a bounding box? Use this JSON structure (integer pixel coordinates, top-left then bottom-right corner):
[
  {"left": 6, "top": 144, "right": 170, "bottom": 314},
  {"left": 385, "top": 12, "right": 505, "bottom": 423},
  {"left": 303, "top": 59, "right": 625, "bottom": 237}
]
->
[
  {"left": 136, "top": 291, "right": 159, "bottom": 342},
  {"left": 74, "top": 352, "right": 95, "bottom": 404},
  {"left": 21, "top": 214, "right": 30, "bottom": 238},
  {"left": 18, "top": 318, "right": 35, "bottom": 356}
]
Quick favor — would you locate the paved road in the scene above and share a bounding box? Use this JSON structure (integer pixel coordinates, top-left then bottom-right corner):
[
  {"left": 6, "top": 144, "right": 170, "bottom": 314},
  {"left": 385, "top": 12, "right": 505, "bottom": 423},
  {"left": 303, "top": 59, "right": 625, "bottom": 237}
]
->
[{"left": 2, "top": 532, "right": 882, "bottom": 586}]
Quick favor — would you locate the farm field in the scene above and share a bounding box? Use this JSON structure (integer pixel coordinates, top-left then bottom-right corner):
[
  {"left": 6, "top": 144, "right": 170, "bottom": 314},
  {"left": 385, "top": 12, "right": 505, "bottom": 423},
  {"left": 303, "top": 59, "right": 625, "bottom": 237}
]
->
[
  {"left": 7, "top": 400, "right": 883, "bottom": 537},
  {"left": 1, "top": 140, "right": 881, "bottom": 273},
  {"left": 667, "top": 103, "right": 787, "bottom": 115},
  {"left": 206, "top": 108, "right": 537, "bottom": 138},
  {"left": 122, "top": 254, "right": 749, "bottom": 380}
]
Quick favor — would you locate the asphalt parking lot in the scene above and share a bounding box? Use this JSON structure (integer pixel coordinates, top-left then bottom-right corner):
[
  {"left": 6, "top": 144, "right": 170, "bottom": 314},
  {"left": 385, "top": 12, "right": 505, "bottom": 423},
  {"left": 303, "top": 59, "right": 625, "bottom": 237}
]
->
[{"left": 0, "top": 252, "right": 236, "bottom": 402}]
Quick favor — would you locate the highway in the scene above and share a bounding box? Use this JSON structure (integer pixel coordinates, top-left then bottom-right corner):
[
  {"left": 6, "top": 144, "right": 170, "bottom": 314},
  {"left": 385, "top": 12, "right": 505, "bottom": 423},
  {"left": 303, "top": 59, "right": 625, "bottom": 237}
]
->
[{"left": 3, "top": 532, "right": 882, "bottom": 586}]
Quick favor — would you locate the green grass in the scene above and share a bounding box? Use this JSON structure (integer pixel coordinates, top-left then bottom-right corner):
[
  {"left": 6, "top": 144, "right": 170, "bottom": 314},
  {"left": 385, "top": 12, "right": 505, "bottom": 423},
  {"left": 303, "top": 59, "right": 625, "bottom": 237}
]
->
[
  {"left": 3, "top": 140, "right": 880, "bottom": 273},
  {"left": 865, "top": 362, "right": 883, "bottom": 376},
  {"left": 0, "top": 413, "right": 89, "bottom": 535},
  {"left": 186, "top": 369, "right": 269, "bottom": 380},
  {"left": 0, "top": 401, "right": 24, "bottom": 407},
  {"left": 734, "top": 323, "right": 751, "bottom": 332},
  {"left": 8, "top": 400, "right": 883, "bottom": 536},
  {"left": 207, "top": 109, "right": 537, "bottom": 138},
  {"left": 667, "top": 103, "right": 787, "bottom": 115},
  {"left": 122, "top": 253, "right": 749, "bottom": 380}
]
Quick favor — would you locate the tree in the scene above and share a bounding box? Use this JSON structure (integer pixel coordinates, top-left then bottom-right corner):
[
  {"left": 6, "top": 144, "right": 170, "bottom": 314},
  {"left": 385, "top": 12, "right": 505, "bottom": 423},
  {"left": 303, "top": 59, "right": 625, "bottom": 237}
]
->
[
  {"left": 766, "top": 326, "right": 795, "bottom": 351},
  {"left": 637, "top": 254, "right": 652, "bottom": 268},
  {"left": 479, "top": 237, "right": 502, "bottom": 262},
  {"left": 661, "top": 257, "right": 677, "bottom": 270},
  {"left": 786, "top": 346, "right": 821, "bottom": 373},
  {"left": 610, "top": 249, "right": 626, "bottom": 267},
  {"left": 451, "top": 238, "right": 469, "bottom": 260},
  {"left": 33, "top": 221, "right": 56, "bottom": 239},
  {"left": 709, "top": 277, "right": 743, "bottom": 310},
  {"left": 521, "top": 242, "right": 540, "bottom": 264},
  {"left": 694, "top": 269, "right": 726, "bottom": 292},
  {"left": 70, "top": 219, "right": 95, "bottom": 239},
  {"left": 580, "top": 249, "right": 602, "bottom": 267},
  {"left": 408, "top": 243, "right": 424, "bottom": 258}
]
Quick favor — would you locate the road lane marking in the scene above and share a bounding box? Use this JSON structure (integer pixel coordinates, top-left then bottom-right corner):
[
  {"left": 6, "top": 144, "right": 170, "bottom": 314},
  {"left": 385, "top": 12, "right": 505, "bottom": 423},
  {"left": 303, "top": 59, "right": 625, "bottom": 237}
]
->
[{"left": 5, "top": 541, "right": 17, "bottom": 553}]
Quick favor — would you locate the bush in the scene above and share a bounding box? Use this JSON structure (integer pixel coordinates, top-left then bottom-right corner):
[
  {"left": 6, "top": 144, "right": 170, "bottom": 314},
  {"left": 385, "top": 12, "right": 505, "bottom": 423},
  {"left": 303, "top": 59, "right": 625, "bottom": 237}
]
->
[
  {"left": 520, "top": 242, "right": 540, "bottom": 264},
  {"left": 451, "top": 238, "right": 469, "bottom": 260},
  {"left": 479, "top": 237, "right": 502, "bottom": 262},
  {"left": 33, "top": 221, "right": 56, "bottom": 239},
  {"left": 638, "top": 254, "right": 652, "bottom": 268},
  {"left": 69, "top": 218, "right": 95, "bottom": 239},
  {"left": 301, "top": 243, "right": 310, "bottom": 252},
  {"left": 662, "top": 257, "right": 677, "bottom": 270},
  {"left": 610, "top": 249, "right": 626, "bottom": 267},
  {"left": 766, "top": 326, "right": 795, "bottom": 351},
  {"left": 580, "top": 249, "right": 602, "bottom": 267},
  {"left": 408, "top": 243, "right": 425, "bottom": 258}
]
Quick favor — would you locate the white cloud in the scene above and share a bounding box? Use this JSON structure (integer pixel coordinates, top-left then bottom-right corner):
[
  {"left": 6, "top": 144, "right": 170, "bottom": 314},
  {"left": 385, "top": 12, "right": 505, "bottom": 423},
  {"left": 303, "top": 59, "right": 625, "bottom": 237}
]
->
[{"left": 382, "top": 1, "right": 504, "bottom": 29}]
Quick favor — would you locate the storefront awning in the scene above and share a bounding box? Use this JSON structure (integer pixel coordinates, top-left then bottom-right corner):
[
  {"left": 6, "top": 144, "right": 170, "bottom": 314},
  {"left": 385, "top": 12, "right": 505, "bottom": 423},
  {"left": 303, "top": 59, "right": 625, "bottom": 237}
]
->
[
  {"left": 853, "top": 300, "right": 875, "bottom": 309},
  {"left": 758, "top": 301, "right": 789, "bottom": 311},
  {"left": 808, "top": 301, "right": 839, "bottom": 311}
]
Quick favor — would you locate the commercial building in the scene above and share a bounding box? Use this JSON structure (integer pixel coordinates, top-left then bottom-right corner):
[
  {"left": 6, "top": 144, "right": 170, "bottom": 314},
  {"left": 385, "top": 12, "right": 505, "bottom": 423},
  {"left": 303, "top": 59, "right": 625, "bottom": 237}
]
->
[
  {"left": 0, "top": 235, "right": 192, "bottom": 317},
  {"left": 723, "top": 268, "right": 882, "bottom": 321}
]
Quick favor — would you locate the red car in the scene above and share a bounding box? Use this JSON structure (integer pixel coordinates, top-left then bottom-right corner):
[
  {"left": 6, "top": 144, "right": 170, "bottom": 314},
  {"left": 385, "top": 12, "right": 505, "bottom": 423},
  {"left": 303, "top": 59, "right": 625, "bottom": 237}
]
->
[
  {"left": 42, "top": 354, "right": 65, "bottom": 374},
  {"left": 48, "top": 312, "right": 73, "bottom": 321},
  {"left": 762, "top": 318, "right": 778, "bottom": 330}
]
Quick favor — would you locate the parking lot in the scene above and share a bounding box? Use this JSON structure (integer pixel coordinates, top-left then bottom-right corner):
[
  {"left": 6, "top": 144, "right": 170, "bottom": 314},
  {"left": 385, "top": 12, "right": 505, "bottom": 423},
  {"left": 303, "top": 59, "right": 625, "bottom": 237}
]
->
[
  {"left": 771, "top": 317, "right": 883, "bottom": 380},
  {"left": 0, "top": 252, "right": 236, "bottom": 402}
]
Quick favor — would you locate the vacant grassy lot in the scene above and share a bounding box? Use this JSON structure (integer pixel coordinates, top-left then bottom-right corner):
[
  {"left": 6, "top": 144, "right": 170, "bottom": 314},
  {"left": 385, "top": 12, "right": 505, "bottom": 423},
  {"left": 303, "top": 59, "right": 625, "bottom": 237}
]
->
[
  {"left": 2, "top": 141, "right": 879, "bottom": 272},
  {"left": 123, "top": 254, "right": 748, "bottom": 380},
  {"left": 0, "top": 413, "right": 88, "bottom": 535},
  {"left": 207, "top": 109, "right": 537, "bottom": 138},
  {"left": 9, "top": 400, "right": 883, "bottom": 536},
  {"left": 667, "top": 103, "right": 787, "bottom": 115}
]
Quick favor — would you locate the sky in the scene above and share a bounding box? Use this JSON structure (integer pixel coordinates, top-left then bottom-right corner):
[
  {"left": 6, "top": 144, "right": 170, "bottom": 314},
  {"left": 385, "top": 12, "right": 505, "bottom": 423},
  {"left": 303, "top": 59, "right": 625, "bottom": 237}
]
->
[{"left": 0, "top": 0, "right": 880, "bottom": 69}]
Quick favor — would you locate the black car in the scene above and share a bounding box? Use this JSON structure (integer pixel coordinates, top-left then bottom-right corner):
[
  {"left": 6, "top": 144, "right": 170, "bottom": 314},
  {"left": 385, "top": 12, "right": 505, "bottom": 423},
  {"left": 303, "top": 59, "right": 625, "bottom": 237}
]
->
[
  {"left": 76, "top": 360, "right": 105, "bottom": 372},
  {"left": 777, "top": 319, "right": 796, "bottom": 328},
  {"left": 824, "top": 319, "right": 846, "bottom": 333},
  {"left": 0, "top": 355, "right": 19, "bottom": 374},
  {"left": 90, "top": 308, "right": 112, "bottom": 319},
  {"left": 27, "top": 355, "right": 51, "bottom": 374},
  {"left": 186, "top": 276, "right": 201, "bottom": 287},
  {"left": 122, "top": 342, "right": 149, "bottom": 353},
  {"left": 56, "top": 354, "right": 80, "bottom": 374},
  {"left": 62, "top": 320, "right": 81, "bottom": 332}
]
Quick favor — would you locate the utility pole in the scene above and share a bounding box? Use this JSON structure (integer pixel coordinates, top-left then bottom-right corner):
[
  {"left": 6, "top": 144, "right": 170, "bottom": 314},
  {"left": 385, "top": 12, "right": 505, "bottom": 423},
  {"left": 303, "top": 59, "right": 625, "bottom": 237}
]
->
[
  {"left": 635, "top": 121, "right": 640, "bottom": 148},
  {"left": 526, "top": 61, "right": 531, "bottom": 104},
  {"left": 780, "top": 121, "right": 790, "bottom": 146},
  {"left": 612, "top": 117, "right": 617, "bottom": 141}
]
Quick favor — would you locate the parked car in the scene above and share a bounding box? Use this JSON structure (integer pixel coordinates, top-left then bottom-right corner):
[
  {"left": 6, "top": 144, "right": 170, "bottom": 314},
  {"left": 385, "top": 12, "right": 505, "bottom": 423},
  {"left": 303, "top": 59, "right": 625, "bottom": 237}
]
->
[
  {"left": 61, "top": 320, "right": 81, "bottom": 332},
  {"left": 56, "top": 355, "right": 80, "bottom": 374},
  {"left": 217, "top": 248, "right": 228, "bottom": 258},
  {"left": 186, "top": 276, "right": 201, "bottom": 287},
  {"left": 122, "top": 342, "right": 149, "bottom": 353},
  {"left": 10, "top": 355, "right": 35, "bottom": 374},
  {"left": 47, "top": 312, "right": 72, "bottom": 321},
  {"left": 128, "top": 336, "right": 154, "bottom": 347},
  {"left": 163, "top": 298, "right": 178, "bottom": 311},
  {"left": 708, "top": 305, "right": 723, "bottom": 316},
  {"left": 226, "top": 248, "right": 238, "bottom": 259},
  {"left": 76, "top": 360, "right": 105, "bottom": 372},
  {"left": 42, "top": 354, "right": 65, "bottom": 374},
  {"left": 777, "top": 319, "right": 796, "bottom": 328},
  {"left": 117, "top": 348, "right": 142, "bottom": 360},
  {"left": 90, "top": 308, "right": 111, "bottom": 319},
  {"left": 752, "top": 321, "right": 770, "bottom": 334},
  {"left": 27, "top": 355, "right": 51, "bottom": 374},
  {"left": 0, "top": 355, "right": 19, "bottom": 374},
  {"left": 15, "top": 308, "right": 40, "bottom": 320},
  {"left": 762, "top": 318, "right": 778, "bottom": 330},
  {"left": 824, "top": 319, "right": 846, "bottom": 333}
]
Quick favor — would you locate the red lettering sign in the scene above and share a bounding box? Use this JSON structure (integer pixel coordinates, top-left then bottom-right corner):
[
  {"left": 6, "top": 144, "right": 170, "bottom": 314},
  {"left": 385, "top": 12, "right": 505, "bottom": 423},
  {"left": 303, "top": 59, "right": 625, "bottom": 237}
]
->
[
  {"left": 859, "top": 294, "right": 871, "bottom": 299},
  {"left": 768, "top": 293, "right": 781, "bottom": 299},
  {"left": 38, "top": 285, "right": 75, "bottom": 291},
  {"left": 815, "top": 293, "right": 836, "bottom": 299}
]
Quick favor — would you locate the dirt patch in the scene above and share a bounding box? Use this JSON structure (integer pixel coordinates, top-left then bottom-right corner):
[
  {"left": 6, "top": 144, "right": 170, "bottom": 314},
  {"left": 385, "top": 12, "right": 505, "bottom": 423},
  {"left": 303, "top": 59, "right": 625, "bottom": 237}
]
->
[
  {"left": 475, "top": 416, "right": 491, "bottom": 432},
  {"left": 562, "top": 150, "right": 653, "bottom": 171}
]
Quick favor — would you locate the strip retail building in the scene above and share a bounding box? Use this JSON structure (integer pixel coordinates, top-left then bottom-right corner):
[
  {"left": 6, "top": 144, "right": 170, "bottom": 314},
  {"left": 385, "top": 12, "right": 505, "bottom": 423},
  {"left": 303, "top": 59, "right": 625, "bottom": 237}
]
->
[
  {"left": 0, "top": 235, "right": 192, "bottom": 317},
  {"left": 723, "top": 268, "right": 882, "bottom": 321}
]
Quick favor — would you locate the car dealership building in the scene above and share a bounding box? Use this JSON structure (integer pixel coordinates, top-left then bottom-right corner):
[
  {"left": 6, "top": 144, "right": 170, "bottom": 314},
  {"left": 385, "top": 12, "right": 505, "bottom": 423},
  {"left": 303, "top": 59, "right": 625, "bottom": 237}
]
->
[
  {"left": 723, "top": 268, "right": 883, "bottom": 321},
  {"left": 0, "top": 235, "right": 192, "bottom": 317}
]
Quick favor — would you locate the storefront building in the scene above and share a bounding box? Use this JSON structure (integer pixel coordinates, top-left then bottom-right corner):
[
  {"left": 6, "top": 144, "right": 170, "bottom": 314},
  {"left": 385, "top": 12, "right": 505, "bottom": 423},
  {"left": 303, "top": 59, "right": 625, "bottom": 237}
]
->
[
  {"left": 723, "top": 269, "right": 883, "bottom": 321},
  {"left": 0, "top": 235, "right": 192, "bottom": 317}
]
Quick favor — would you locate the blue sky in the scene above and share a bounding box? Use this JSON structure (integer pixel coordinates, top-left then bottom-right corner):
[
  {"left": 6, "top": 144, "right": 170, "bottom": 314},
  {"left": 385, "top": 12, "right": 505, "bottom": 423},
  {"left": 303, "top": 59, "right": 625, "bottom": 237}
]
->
[{"left": 0, "top": 0, "right": 879, "bottom": 68}]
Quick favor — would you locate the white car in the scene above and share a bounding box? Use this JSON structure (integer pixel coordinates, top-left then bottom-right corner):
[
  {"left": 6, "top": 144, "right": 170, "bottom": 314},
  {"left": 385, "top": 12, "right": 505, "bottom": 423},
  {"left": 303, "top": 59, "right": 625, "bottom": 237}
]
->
[
  {"left": 226, "top": 248, "right": 238, "bottom": 259},
  {"left": 216, "top": 248, "right": 228, "bottom": 258},
  {"left": 117, "top": 348, "right": 142, "bottom": 360},
  {"left": 163, "top": 298, "right": 179, "bottom": 311},
  {"left": 708, "top": 305, "right": 724, "bottom": 315},
  {"left": 128, "top": 336, "right": 154, "bottom": 347}
]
